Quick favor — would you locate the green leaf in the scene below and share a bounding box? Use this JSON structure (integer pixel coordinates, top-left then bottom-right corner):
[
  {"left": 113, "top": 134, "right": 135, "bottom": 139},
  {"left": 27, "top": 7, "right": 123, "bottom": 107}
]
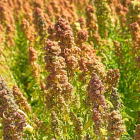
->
[
  {"left": 106, "top": 100, "right": 114, "bottom": 108},
  {"left": 27, "top": 82, "right": 33, "bottom": 90},
  {"left": 83, "top": 118, "right": 92, "bottom": 131},
  {"left": 100, "top": 128, "right": 107, "bottom": 135}
]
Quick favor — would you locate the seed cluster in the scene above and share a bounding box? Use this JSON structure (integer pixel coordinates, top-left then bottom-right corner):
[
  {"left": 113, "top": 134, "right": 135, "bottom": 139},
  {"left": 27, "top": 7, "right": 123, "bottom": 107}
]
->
[
  {"left": 110, "top": 87, "right": 121, "bottom": 110},
  {"left": 44, "top": 40, "right": 74, "bottom": 111},
  {"left": 51, "top": 111, "right": 62, "bottom": 138},
  {"left": 0, "top": 75, "right": 27, "bottom": 140},
  {"left": 87, "top": 73, "right": 108, "bottom": 134},
  {"left": 134, "top": 124, "right": 140, "bottom": 140},
  {"left": 13, "top": 85, "right": 31, "bottom": 114},
  {"left": 106, "top": 69, "right": 120, "bottom": 91},
  {"left": 107, "top": 110, "right": 125, "bottom": 140}
]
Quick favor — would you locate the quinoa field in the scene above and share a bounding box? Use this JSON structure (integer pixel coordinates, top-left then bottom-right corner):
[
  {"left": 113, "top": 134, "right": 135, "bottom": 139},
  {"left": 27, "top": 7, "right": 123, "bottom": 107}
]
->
[{"left": 0, "top": 0, "right": 140, "bottom": 139}]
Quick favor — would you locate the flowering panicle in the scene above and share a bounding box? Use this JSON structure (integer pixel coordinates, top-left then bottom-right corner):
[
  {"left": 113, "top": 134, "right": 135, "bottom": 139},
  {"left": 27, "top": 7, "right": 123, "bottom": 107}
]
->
[
  {"left": 110, "top": 87, "right": 121, "bottom": 110},
  {"left": 77, "top": 17, "right": 86, "bottom": 29},
  {"left": 76, "top": 29, "right": 89, "bottom": 44},
  {"left": 113, "top": 40, "right": 125, "bottom": 63},
  {"left": 28, "top": 47, "right": 38, "bottom": 66},
  {"left": 55, "top": 18, "right": 81, "bottom": 61},
  {"left": 76, "top": 32, "right": 106, "bottom": 84},
  {"left": 33, "top": 7, "right": 48, "bottom": 38},
  {"left": 126, "top": 0, "right": 140, "bottom": 28},
  {"left": 62, "top": 7, "right": 77, "bottom": 24},
  {"left": 0, "top": 25, "right": 4, "bottom": 45},
  {"left": 59, "top": 0, "right": 77, "bottom": 23},
  {"left": 85, "top": 5, "right": 102, "bottom": 45},
  {"left": 40, "top": 80, "right": 46, "bottom": 92},
  {"left": 94, "top": 0, "right": 115, "bottom": 38},
  {"left": 120, "top": 0, "right": 131, "bottom": 7},
  {"left": 76, "top": 29, "right": 90, "bottom": 70},
  {"left": 134, "top": 124, "right": 140, "bottom": 140},
  {"left": 85, "top": 134, "right": 91, "bottom": 140},
  {"left": 57, "top": 94, "right": 69, "bottom": 114},
  {"left": 85, "top": 5, "right": 98, "bottom": 35},
  {"left": 34, "top": 0, "right": 44, "bottom": 9},
  {"left": 69, "top": 111, "right": 84, "bottom": 139},
  {"left": 55, "top": 18, "right": 75, "bottom": 47},
  {"left": 6, "top": 0, "right": 14, "bottom": 10},
  {"left": 134, "top": 56, "right": 140, "bottom": 69},
  {"left": 46, "top": 4, "right": 54, "bottom": 20},
  {"left": 47, "top": 0, "right": 77, "bottom": 24},
  {"left": 130, "top": 22, "right": 140, "bottom": 41},
  {"left": 13, "top": 85, "right": 31, "bottom": 114},
  {"left": 130, "top": 22, "right": 140, "bottom": 68},
  {"left": 0, "top": 2, "right": 16, "bottom": 47},
  {"left": 116, "top": 2, "right": 128, "bottom": 27},
  {"left": 0, "top": 75, "right": 27, "bottom": 140},
  {"left": 40, "top": 80, "right": 46, "bottom": 100},
  {"left": 106, "top": 69, "right": 120, "bottom": 91},
  {"left": 5, "top": 33, "right": 15, "bottom": 47},
  {"left": 32, "top": 63, "right": 41, "bottom": 78},
  {"left": 47, "top": 22, "right": 56, "bottom": 41},
  {"left": 116, "top": 3, "right": 123, "bottom": 15},
  {"left": 21, "top": 18, "right": 35, "bottom": 43},
  {"left": 51, "top": 111, "right": 62, "bottom": 139},
  {"left": 22, "top": 2, "right": 33, "bottom": 21},
  {"left": 28, "top": 46, "right": 40, "bottom": 78},
  {"left": 44, "top": 40, "right": 74, "bottom": 110},
  {"left": 129, "top": 21, "right": 140, "bottom": 69},
  {"left": 87, "top": 73, "right": 108, "bottom": 135},
  {"left": 21, "top": 18, "right": 30, "bottom": 33},
  {"left": 130, "top": 22, "right": 140, "bottom": 50},
  {"left": 0, "top": 2, "right": 14, "bottom": 27},
  {"left": 50, "top": 0, "right": 61, "bottom": 20},
  {"left": 93, "top": 31, "right": 102, "bottom": 46},
  {"left": 55, "top": 18, "right": 80, "bottom": 77},
  {"left": 86, "top": 56, "right": 106, "bottom": 84},
  {"left": 107, "top": 110, "right": 125, "bottom": 140},
  {"left": 32, "top": 114, "right": 46, "bottom": 133},
  {"left": 74, "top": 117, "right": 84, "bottom": 140},
  {"left": 107, "top": 0, "right": 118, "bottom": 23},
  {"left": 11, "top": 0, "right": 24, "bottom": 21},
  {"left": 70, "top": 0, "right": 88, "bottom": 13},
  {"left": 71, "top": 94, "right": 80, "bottom": 109}
]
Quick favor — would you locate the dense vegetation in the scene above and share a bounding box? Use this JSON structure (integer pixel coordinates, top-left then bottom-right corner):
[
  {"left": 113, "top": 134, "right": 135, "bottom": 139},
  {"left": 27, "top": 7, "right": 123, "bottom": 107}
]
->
[{"left": 0, "top": 0, "right": 140, "bottom": 139}]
